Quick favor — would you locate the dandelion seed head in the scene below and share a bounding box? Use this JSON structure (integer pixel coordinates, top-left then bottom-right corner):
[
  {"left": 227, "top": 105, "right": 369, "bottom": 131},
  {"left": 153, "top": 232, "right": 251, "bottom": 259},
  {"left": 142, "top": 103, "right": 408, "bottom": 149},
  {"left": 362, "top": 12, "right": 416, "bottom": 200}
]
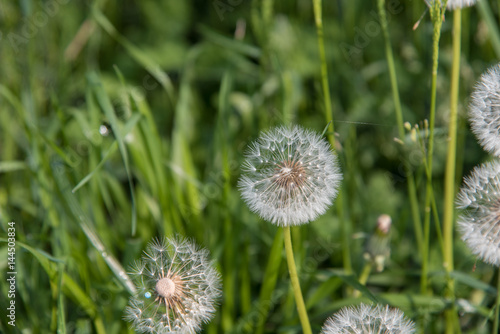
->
[
  {"left": 456, "top": 161, "right": 500, "bottom": 266},
  {"left": 238, "top": 125, "right": 342, "bottom": 226},
  {"left": 469, "top": 63, "right": 500, "bottom": 157},
  {"left": 321, "top": 304, "right": 416, "bottom": 334},
  {"left": 125, "top": 237, "right": 221, "bottom": 333}
]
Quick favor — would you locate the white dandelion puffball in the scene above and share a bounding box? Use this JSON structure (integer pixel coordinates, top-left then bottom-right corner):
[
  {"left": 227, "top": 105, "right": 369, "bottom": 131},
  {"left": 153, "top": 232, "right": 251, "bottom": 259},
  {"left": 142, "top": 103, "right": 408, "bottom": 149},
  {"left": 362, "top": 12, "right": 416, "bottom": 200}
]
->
[
  {"left": 321, "top": 304, "right": 416, "bottom": 334},
  {"left": 470, "top": 63, "right": 500, "bottom": 157},
  {"left": 457, "top": 161, "right": 500, "bottom": 266},
  {"left": 238, "top": 125, "right": 342, "bottom": 226},
  {"left": 125, "top": 237, "right": 221, "bottom": 333},
  {"left": 425, "top": 0, "right": 478, "bottom": 10}
]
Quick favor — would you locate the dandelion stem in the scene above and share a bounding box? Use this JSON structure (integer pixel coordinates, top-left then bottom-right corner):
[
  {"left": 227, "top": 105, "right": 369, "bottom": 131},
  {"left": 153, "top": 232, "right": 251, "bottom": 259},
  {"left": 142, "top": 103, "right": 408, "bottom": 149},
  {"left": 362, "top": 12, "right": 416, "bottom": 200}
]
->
[
  {"left": 377, "top": 0, "right": 423, "bottom": 256},
  {"left": 443, "top": 8, "right": 461, "bottom": 334},
  {"left": 354, "top": 262, "right": 373, "bottom": 298},
  {"left": 421, "top": 2, "right": 444, "bottom": 331},
  {"left": 312, "top": 0, "right": 333, "bottom": 140},
  {"left": 312, "top": 0, "right": 353, "bottom": 277},
  {"left": 378, "top": 0, "right": 403, "bottom": 138},
  {"left": 359, "top": 262, "right": 373, "bottom": 286},
  {"left": 283, "top": 226, "right": 312, "bottom": 334},
  {"left": 493, "top": 267, "right": 500, "bottom": 334}
]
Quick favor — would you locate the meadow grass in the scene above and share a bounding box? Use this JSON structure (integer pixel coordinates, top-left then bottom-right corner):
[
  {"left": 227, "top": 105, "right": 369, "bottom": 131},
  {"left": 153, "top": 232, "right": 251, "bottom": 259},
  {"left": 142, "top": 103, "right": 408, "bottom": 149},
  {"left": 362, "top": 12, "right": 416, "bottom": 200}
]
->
[{"left": 1, "top": 0, "right": 500, "bottom": 333}]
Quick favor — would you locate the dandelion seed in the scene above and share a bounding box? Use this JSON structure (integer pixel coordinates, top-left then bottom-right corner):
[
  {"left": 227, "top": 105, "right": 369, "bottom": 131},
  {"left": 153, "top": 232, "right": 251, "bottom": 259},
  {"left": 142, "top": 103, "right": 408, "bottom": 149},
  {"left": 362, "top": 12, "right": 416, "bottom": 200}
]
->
[
  {"left": 238, "top": 125, "right": 342, "bottom": 226},
  {"left": 456, "top": 161, "right": 500, "bottom": 266},
  {"left": 320, "top": 303, "right": 416, "bottom": 334},
  {"left": 124, "top": 237, "right": 222, "bottom": 333},
  {"left": 469, "top": 63, "right": 500, "bottom": 157}
]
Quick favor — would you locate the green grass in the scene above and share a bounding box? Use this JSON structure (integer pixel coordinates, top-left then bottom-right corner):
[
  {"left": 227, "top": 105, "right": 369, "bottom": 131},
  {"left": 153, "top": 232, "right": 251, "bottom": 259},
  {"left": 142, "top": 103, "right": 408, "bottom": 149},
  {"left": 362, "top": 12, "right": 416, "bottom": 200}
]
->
[{"left": 1, "top": 0, "right": 500, "bottom": 333}]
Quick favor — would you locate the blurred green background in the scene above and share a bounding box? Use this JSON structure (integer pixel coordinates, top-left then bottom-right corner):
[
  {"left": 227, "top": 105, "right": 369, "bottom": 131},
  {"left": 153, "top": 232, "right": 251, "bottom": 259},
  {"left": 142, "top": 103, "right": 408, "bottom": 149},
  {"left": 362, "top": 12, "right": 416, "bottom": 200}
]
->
[{"left": 1, "top": 0, "right": 499, "bottom": 333}]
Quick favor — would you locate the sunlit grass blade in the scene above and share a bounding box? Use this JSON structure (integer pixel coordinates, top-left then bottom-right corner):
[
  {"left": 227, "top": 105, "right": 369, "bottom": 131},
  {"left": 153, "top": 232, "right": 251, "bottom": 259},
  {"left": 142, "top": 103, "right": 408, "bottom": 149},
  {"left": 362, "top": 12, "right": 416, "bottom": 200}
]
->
[
  {"left": 0, "top": 239, "right": 105, "bottom": 333},
  {"left": 56, "top": 262, "right": 67, "bottom": 334},
  {"left": 87, "top": 72, "right": 137, "bottom": 236},
  {"left": 72, "top": 112, "right": 141, "bottom": 193},
  {"left": 254, "top": 229, "right": 284, "bottom": 334},
  {"left": 0, "top": 161, "right": 26, "bottom": 173},
  {"left": 72, "top": 141, "right": 118, "bottom": 193},
  {"left": 91, "top": 6, "right": 176, "bottom": 105},
  {"left": 216, "top": 72, "right": 236, "bottom": 332},
  {"left": 51, "top": 162, "right": 136, "bottom": 295},
  {"left": 169, "top": 80, "right": 203, "bottom": 236}
]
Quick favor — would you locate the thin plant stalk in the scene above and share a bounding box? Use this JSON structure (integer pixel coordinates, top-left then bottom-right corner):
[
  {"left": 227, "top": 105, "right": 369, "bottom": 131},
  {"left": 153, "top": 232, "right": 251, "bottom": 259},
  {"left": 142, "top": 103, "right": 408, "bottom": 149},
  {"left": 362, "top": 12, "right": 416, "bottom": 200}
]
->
[
  {"left": 421, "top": 2, "right": 461, "bottom": 333},
  {"left": 443, "top": 8, "right": 462, "bottom": 334},
  {"left": 353, "top": 262, "right": 373, "bottom": 298},
  {"left": 283, "top": 226, "right": 312, "bottom": 334},
  {"left": 493, "top": 268, "right": 500, "bottom": 334},
  {"left": 415, "top": 127, "right": 445, "bottom": 255},
  {"left": 377, "top": 0, "right": 423, "bottom": 255},
  {"left": 312, "top": 0, "right": 352, "bottom": 276},
  {"left": 312, "top": 0, "right": 333, "bottom": 141},
  {"left": 421, "top": 0, "right": 444, "bottom": 310}
]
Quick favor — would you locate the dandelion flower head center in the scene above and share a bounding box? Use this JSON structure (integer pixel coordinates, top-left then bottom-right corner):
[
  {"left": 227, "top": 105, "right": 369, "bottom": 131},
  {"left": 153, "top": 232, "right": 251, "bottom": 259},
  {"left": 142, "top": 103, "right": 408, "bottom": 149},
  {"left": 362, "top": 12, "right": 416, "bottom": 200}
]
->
[
  {"left": 125, "top": 237, "right": 222, "bottom": 333},
  {"left": 238, "top": 125, "right": 342, "bottom": 226},
  {"left": 274, "top": 159, "right": 306, "bottom": 191},
  {"left": 155, "top": 275, "right": 182, "bottom": 299}
]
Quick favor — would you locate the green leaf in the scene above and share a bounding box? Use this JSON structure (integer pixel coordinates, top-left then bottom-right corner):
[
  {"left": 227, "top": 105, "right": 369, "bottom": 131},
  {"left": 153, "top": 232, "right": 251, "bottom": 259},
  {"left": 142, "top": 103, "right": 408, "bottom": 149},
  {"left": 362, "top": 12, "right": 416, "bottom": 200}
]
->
[
  {"left": 306, "top": 276, "right": 342, "bottom": 309},
  {"left": 448, "top": 271, "right": 496, "bottom": 295},
  {"left": 325, "top": 269, "right": 380, "bottom": 304},
  {"left": 198, "top": 25, "right": 261, "bottom": 59}
]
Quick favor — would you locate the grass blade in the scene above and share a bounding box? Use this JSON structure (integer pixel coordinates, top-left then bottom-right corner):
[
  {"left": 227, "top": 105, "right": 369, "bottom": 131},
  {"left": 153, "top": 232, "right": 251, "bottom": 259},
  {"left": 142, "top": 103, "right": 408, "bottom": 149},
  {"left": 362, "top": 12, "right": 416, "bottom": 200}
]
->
[
  {"left": 87, "top": 72, "right": 137, "bottom": 236},
  {"left": 51, "top": 162, "right": 137, "bottom": 295}
]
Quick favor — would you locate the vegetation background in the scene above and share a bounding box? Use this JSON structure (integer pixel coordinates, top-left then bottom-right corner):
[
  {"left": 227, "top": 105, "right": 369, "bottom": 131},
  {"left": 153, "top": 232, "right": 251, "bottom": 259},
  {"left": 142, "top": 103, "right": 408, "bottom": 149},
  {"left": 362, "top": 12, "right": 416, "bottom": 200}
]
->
[{"left": 1, "top": 0, "right": 499, "bottom": 333}]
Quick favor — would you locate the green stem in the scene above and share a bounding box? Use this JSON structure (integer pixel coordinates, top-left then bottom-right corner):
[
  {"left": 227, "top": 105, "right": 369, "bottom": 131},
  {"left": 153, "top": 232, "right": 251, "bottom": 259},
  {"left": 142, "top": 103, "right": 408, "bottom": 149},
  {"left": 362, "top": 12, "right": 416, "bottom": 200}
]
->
[
  {"left": 354, "top": 262, "right": 373, "bottom": 298},
  {"left": 443, "top": 9, "right": 461, "bottom": 334},
  {"left": 359, "top": 262, "right": 373, "bottom": 286},
  {"left": 377, "top": 0, "right": 423, "bottom": 255},
  {"left": 493, "top": 267, "right": 500, "bottom": 334},
  {"left": 283, "top": 226, "right": 312, "bottom": 334},
  {"left": 421, "top": 0, "right": 444, "bottom": 322},
  {"left": 312, "top": 0, "right": 352, "bottom": 277},
  {"left": 262, "top": 0, "right": 274, "bottom": 29},
  {"left": 312, "top": 0, "right": 333, "bottom": 142},
  {"left": 378, "top": 0, "right": 403, "bottom": 138}
]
